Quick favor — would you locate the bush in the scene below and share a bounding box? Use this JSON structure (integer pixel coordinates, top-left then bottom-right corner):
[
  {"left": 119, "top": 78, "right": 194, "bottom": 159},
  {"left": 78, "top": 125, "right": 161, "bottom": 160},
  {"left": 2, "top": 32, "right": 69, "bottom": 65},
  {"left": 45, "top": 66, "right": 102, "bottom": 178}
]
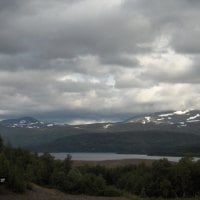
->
[
  {"left": 81, "top": 173, "right": 106, "bottom": 195},
  {"left": 64, "top": 168, "right": 83, "bottom": 193},
  {"left": 50, "top": 170, "right": 66, "bottom": 190},
  {"left": 26, "top": 182, "right": 33, "bottom": 190},
  {"left": 102, "top": 185, "right": 121, "bottom": 197},
  {"left": 7, "top": 168, "right": 26, "bottom": 193}
]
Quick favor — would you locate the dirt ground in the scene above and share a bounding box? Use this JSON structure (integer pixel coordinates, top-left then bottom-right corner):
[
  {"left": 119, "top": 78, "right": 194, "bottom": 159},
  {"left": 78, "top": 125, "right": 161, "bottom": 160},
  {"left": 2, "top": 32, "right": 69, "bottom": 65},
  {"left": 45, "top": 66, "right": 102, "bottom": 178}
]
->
[{"left": 0, "top": 184, "right": 130, "bottom": 200}]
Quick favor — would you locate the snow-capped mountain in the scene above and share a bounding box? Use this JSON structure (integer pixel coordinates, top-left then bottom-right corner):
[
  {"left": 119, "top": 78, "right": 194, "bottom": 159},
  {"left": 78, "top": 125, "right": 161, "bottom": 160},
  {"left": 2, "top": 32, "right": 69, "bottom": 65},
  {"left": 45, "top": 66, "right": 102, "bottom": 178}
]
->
[
  {"left": 1, "top": 110, "right": 200, "bottom": 131},
  {"left": 1, "top": 110, "right": 200, "bottom": 155},
  {"left": 69, "top": 110, "right": 200, "bottom": 134},
  {"left": 125, "top": 109, "right": 200, "bottom": 127},
  {"left": 0, "top": 117, "right": 55, "bottom": 128}
]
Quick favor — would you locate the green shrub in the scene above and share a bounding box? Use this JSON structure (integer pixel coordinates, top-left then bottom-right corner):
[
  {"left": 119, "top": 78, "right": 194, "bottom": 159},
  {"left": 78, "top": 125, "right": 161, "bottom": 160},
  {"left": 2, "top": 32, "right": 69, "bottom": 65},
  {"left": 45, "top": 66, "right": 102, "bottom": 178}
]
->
[
  {"left": 81, "top": 173, "right": 106, "bottom": 195},
  {"left": 8, "top": 171, "right": 26, "bottom": 193},
  {"left": 64, "top": 168, "right": 83, "bottom": 193},
  {"left": 102, "top": 185, "right": 122, "bottom": 197}
]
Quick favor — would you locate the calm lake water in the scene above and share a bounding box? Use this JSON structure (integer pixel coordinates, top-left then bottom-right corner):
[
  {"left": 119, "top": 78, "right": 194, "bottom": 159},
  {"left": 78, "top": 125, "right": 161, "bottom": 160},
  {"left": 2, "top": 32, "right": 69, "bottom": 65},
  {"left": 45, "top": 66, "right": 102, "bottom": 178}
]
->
[{"left": 46, "top": 152, "right": 200, "bottom": 162}]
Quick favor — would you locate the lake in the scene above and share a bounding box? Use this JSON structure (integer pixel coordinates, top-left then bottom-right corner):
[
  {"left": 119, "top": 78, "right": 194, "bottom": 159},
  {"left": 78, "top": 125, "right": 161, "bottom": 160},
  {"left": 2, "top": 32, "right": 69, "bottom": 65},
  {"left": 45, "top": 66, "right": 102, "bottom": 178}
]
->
[{"left": 46, "top": 152, "right": 200, "bottom": 162}]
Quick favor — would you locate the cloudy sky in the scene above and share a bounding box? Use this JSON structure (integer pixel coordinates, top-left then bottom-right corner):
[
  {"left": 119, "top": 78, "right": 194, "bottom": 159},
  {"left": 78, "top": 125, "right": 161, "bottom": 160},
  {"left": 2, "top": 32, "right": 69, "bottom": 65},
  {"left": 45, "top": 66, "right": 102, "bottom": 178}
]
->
[{"left": 0, "top": 0, "right": 200, "bottom": 124}]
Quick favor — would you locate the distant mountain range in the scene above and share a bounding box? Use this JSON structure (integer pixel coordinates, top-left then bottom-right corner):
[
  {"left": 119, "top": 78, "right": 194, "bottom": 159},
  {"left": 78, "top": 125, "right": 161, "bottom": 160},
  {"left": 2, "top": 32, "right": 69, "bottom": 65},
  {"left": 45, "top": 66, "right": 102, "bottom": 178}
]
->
[
  {"left": 0, "top": 116, "right": 54, "bottom": 128},
  {"left": 73, "top": 109, "right": 200, "bottom": 135},
  {"left": 1, "top": 109, "right": 200, "bottom": 130},
  {"left": 125, "top": 109, "right": 200, "bottom": 126},
  {"left": 0, "top": 109, "right": 200, "bottom": 156}
]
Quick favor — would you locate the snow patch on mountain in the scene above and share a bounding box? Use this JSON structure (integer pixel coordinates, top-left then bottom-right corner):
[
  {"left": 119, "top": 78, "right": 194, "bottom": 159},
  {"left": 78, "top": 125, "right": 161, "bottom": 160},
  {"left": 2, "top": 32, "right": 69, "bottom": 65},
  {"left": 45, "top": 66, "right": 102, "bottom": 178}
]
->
[
  {"left": 157, "top": 118, "right": 164, "bottom": 121},
  {"left": 0, "top": 117, "right": 55, "bottom": 129},
  {"left": 19, "top": 120, "right": 27, "bottom": 124},
  {"left": 187, "top": 114, "right": 200, "bottom": 121},
  {"left": 103, "top": 124, "right": 112, "bottom": 129},
  {"left": 142, "top": 120, "right": 146, "bottom": 124},
  {"left": 159, "top": 110, "right": 190, "bottom": 117},
  {"left": 125, "top": 109, "right": 200, "bottom": 127},
  {"left": 47, "top": 124, "right": 54, "bottom": 127},
  {"left": 159, "top": 113, "right": 174, "bottom": 117},
  {"left": 187, "top": 119, "right": 200, "bottom": 123},
  {"left": 145, "top": 116, "right": 151, "bottom": 122},
  {"left": 174, "top": 110, "right": 190, "bottom": 115}
]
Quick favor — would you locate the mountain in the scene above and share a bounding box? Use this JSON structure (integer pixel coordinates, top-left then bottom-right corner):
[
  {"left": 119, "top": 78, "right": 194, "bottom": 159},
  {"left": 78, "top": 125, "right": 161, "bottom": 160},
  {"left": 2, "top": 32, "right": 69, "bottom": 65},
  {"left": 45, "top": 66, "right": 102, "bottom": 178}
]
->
[
  {"left": 0, "top": 116, "right": 54, "bottom": 129},
  {"left": 1, "top": 110, "right": 200, "bottom": 156},
  {"left": 125, "top": 109, "right": 200, "bottom": 126},
  {"left": 1, "top": 109, "right": 200, "bottom": 131},
  {"left": 32, "top": 130, "right": 200, "bottom": 156},
  {"left": 0, "top": 124, "right": 86, "bottom": 148},
  {"left": 74, "top": 109, "right": 200, "bottom": 135},
  {"left": 0, "top": 116, "right": 91, "bottom": 148}
]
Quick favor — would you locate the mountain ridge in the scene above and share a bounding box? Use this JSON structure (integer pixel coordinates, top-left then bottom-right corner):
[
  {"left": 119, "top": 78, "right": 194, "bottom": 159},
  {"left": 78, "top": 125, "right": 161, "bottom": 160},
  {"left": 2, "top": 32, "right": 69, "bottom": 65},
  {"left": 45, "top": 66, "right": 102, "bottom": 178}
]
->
[
  {"left": 0, "top": 116, "right": 55, "bottom": 129},
  {"left": 1, "top": 109, "right": 200, "bottom": 155},
  {"left": 1, "top": 109, "right": 200, "bottom": 128}
]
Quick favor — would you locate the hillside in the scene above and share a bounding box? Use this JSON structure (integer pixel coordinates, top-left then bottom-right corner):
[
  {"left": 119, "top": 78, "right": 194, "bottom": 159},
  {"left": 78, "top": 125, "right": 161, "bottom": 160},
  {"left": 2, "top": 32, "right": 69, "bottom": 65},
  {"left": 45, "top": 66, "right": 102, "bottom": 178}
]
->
[
  {"left": 0, "top": 125, "right": 85, "bottom": 147},
  {"left": 1, "top": 184, "right": 128, "bottom": 200},
  {"left": 32, "top": 130, "right": 200, "bottom": 156},
  {"left": 75, "top": 109, "right": 200, "bottom": 134},
  {"left": 1, "top": 110, "right": 200, "bottom": 155}
]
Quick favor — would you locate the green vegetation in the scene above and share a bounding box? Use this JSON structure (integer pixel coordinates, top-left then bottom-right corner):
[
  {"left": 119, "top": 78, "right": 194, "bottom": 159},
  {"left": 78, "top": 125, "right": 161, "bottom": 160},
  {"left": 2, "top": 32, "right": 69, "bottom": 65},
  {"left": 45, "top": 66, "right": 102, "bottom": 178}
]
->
[
  {"left": 33, "top": 131, "right": 200, "bottom": 156},
  {"left": 0, "top": 125, "right": 84, "bottom": 148},
  {"left": 1, "top": 135, "right": 200, "bottom": 198},
  {"left": 1, "top": 124, "right": 200, "bottom": 156}
]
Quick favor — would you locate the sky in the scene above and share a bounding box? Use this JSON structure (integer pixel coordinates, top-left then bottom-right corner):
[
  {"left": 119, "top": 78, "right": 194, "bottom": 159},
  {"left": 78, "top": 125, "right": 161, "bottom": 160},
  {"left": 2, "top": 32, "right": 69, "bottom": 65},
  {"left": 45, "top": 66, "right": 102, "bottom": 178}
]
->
[{"left": 0, "top": 0, "right": 200, "bottom": 124}]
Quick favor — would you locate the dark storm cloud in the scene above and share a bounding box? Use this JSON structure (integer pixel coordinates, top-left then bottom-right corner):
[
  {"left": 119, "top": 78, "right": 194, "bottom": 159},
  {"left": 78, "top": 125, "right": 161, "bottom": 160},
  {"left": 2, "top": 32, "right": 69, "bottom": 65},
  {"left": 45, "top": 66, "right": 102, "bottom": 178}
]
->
[
  {"left": 0, "top": 0, "right": 24, "bottom": 12},
  {"left": 0, "top": 0, "right": 156, "bottom": 70},
  {"left": 0, "top": 0, "right": 200, "bottom": 123}
]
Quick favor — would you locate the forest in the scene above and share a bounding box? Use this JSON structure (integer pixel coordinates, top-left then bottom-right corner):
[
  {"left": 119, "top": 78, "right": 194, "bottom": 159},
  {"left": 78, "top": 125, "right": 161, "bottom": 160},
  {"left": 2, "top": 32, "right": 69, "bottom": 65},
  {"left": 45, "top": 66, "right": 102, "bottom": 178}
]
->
[{"left": 0, "top": 136, "right": 200, "bottom": 198}]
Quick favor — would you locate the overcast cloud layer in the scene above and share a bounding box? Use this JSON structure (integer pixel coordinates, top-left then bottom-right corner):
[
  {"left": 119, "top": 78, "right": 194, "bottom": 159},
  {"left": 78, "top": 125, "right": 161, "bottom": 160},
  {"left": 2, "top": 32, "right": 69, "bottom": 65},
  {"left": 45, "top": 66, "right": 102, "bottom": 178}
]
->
[{"left": 0, "top": 0, "right": 200, "bottom": 124}]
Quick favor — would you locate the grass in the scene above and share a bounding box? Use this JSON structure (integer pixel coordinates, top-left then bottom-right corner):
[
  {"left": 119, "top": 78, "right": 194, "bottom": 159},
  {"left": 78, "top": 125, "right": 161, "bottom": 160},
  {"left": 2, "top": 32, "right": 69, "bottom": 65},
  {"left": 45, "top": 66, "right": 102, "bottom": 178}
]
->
[
  {"left": 0, "top": 184, "right": 129, "bottom": 200},
  {"left": 1, "top": 184, "right": 200, "bottom": 200}
]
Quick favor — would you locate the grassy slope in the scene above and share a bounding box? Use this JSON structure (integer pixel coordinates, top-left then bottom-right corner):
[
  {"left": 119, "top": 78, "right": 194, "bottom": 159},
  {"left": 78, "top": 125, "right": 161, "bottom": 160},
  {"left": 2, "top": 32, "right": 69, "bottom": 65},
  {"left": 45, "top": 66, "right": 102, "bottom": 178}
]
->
[
  {"left": 0, "top": 184, "right": 129, "bottom": 200},
  {"left": 0, "top": 125, "right": 85, "bottom": 147},
  {"left": 2, "top": 184, "right": 200, "bottom": 200}
]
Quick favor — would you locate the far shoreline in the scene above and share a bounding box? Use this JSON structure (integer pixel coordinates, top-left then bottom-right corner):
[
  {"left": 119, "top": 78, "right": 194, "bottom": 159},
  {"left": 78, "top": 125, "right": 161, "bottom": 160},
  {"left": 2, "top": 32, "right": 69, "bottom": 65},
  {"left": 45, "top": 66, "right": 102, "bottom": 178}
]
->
[{"left": 39, "top": 152, "right": 200, "bottom": 162}]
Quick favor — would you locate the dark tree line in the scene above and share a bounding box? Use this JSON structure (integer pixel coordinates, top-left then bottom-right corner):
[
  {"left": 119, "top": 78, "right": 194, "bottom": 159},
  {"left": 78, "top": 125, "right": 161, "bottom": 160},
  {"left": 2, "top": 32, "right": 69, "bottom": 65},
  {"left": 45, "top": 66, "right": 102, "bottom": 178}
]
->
[{"left": 1, "top": 136, "right": 200, "bottom": 198}]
